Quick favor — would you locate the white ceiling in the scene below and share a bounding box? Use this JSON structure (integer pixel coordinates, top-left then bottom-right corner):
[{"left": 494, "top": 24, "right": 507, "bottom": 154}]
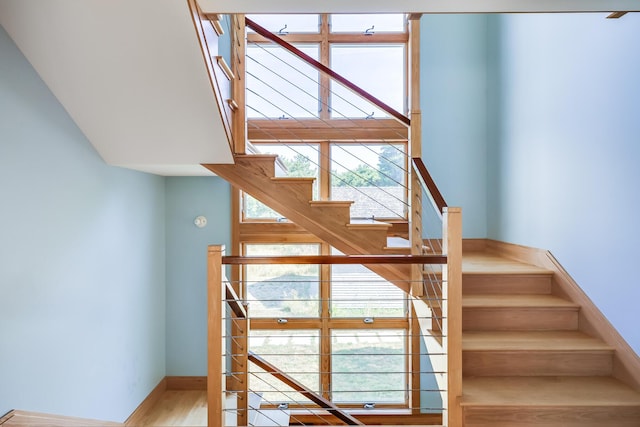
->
[
  {"left": 199, "top": 0, "right": 639, "bottom": 13},
  {"left": 1, "top": 0, "right": 636, "bottom": 176},
  {"left": 0, "top": 0, "right": 234, "bottom": 176}
]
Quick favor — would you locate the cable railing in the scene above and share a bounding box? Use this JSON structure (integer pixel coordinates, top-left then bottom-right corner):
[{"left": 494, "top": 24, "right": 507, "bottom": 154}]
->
[
  {"left": 198, "top": 14, "right": 463, "bottom": 425},
  {"left": 246, "top": 18, "right": 410, "bottom": 127},
  {"left": 208, "top": 236, "right": 462, "bottom": 426},
  {"left": 242, "top": 33, "right": 411, "bottom": 219},
  {"left": 242, "top": 56, "right": 410, "bottom": 219}
]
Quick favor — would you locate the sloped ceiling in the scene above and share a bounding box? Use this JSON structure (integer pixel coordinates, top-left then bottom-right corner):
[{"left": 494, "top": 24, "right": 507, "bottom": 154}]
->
[
  {"left": 0, "top": 0, "right": 234, "bottom": 176},
  {"left": 1, "top": 0, "right": 636, "bottom": 176}
]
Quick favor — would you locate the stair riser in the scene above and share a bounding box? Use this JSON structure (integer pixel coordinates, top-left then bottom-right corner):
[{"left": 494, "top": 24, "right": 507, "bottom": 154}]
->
[
  {"left": 463, "top": 273, "right": 552, "bottom": 295},
  {"left": 463, "top": 351, "right": 613, "bottom": 377},
  {"left": 211, "top": 162, "right": 395, "bottom": 255},
  {"left": 271, "top": 180, "right": 314, "bottom": 202},
  {"left": 463, "top": 308, "right": 579, "bottom": 331},
  {"left": 308, "top": 205, "right": 351, "bottom": 225},
  {"left": 464, "top": 406, "right": 640, "bottom": 427}
]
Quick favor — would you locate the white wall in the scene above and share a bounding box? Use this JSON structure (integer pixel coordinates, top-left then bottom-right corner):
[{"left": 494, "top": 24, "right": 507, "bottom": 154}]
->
[
  {"left": 0, "top": 26, "right": 166, "bottom": 422},
  {"left": 491, "top": 13, "right": 640, "bottom": 354}
]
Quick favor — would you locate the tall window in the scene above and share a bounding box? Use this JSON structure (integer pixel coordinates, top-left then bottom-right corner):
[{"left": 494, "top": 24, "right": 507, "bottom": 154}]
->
[{"left": 238, "top": 13, "right": 411, "bottom": 409}]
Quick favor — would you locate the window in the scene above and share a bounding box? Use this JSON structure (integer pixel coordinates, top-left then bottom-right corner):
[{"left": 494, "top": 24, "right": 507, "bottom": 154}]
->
[
  {"left": 247, "top": 14, "right": 320, "bottom": 34},
  {"left": 245, "top": 244, "right": 320, "bottom": 318},
  {"left": 246, "top": 44, "right": 320, "bottom": 118},
  {"left": 249, "top": 330, "right": 320, "bottom": 403},
  {"left": 330, "top": 45, "right": 405, "bottom": 118},
  {"left": 243, "top": 144, "right": 320, "bottom": 220},
  {"left": 238, "top": 14, "right": 412, "bottom": 410},
  {"left": 331, "top": 330, "right": 406, "bottom": 403},
  {"left": 330, "top": 14, "right": 406, "bottom": 33},
  {"left": 331, "top": 249, "right": 407, "bottom": 318},
  {"left": 331, "top": 143, "right": 407, "bottom": 219}
]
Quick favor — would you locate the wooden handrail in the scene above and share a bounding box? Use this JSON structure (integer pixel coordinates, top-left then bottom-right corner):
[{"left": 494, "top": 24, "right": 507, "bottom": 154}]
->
[
  {"left": 225, "top": 282, "right": 247, "bottom": 319},
  {"left": 412, "top": 157, "right": 447, "bottom": 214},
  {"left": 245, "top": 17, "right": 411, "bottom": 127},
  {"left": 223, "top": 254, "right": 446, "bottom": 265},
  {"left": 248, "top": 351, "right": 364, "bottom": 426}
]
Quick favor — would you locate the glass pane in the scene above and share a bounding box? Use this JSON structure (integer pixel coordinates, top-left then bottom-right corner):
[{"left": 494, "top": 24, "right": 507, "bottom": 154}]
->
[
  {"left": 331, "top": 14, "right": 405, "bottom": 33},
  {"left": 245, "top": 244, "right": 320, "bottom": 317},
  {"left": 332, "top": 330, "right": 406, "bottom": 403},
  {"left": 330, "top": 45, "right": 405, "bottom": 118},
  {"left": 247, "top": 14, "right": 320, "bottom": 34},
  {"left": 243, "top": 144, "right": 320, "bottom": 220},
  {"left": 331, "top": 248, "right": 406, "bottom": 318},
  {"left": 330, "top": 143, "right": 407, "bottom": 218},
  {"left": 249, "top": 330, "right": 320, "bottom": 403},
  {"left": 243, "top": 194, "right": 283, "bottom": 219},
  {"left": 247, "top": 44, "right": 320, "bottom": 119}
]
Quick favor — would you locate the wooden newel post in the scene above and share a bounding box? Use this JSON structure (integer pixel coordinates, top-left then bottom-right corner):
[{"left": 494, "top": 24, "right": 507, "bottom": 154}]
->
[
  {"left": 208, "top": 245, "right": 226, "bottom": 427},
  {"left": 443, "top": 208, "right": 462, "bottom": 427}
]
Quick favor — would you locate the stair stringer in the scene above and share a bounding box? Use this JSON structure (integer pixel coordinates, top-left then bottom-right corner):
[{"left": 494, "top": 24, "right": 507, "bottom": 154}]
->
[{"left": 204, "top": 155, "right": 411, "bottom": 288}]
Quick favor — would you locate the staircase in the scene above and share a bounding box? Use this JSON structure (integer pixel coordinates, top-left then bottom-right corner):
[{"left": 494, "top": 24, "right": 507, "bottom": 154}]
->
[
  {"left": 203, "top": 154, "right": 411, "bottom": 288},
  {"left": 460, "top": 251, "right": 640, "bottom": 426}
]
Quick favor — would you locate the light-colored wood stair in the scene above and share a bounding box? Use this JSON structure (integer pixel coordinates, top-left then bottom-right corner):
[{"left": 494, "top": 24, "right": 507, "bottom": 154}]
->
[
  {"left": 460, "top": 252, "right": 640, "bottom": 426},
  {"left": 204, "top": 154, "right": 411, "bottom": 286}
]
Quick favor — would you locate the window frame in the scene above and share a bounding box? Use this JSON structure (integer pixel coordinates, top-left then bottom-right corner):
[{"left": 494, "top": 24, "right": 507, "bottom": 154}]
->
[{"left": 236, "top": 13, "right": 415, "bottom": 411}]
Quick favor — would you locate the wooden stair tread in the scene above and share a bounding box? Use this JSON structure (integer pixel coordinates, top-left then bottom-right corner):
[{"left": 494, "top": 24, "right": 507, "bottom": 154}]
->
[
  {"left": 309, "top": 200, "right": 354, "bottom": 207},
  {"left": 462, "top": 252, "right": 552, "bottom": 275},
  {"left": 346, "top": 220, "right": 392, "bottom": 230},
  {"left": 463, "top": 294, "right": 579, "bottom": 309},
  {"left": 462, "top": 330, "right": 613, "bottom": 351},
  {"left": 270, "top": 176, "right": 316, "bottom": 183},
  {"left": 462, "top": 376, "right": 640, "bottom": 407},
  {"left": 232, "top": 153, "right": 280, "bottom": 162}
]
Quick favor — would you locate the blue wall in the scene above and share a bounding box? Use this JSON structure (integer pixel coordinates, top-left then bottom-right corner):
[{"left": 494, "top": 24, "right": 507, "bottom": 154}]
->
[
  {"left": 165, "top": 177, "right": 231, "bottom": 375},
  {"left": 420, "top": 14, "right": 491, "bottom": 238},
  {"left": 420, "top": 13, "right": 640, "bottom": 354},
  {"left": 0, "top": 27, "right": 166, "bottom": 421},
  {"left": 490, "top": 13, "right": 640, "bottom": 354}
]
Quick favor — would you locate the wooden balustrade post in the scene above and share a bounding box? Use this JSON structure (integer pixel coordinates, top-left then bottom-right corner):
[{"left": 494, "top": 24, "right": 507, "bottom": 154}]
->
[
  {"left": 234, "top": 306, "right": 249, "bottom": 426},
  {"left": 409, "top": 16, "right": 423, "bottom": 298},
  {"left": 208, "top": 245, "right": 226, "bottom": 427},
  {"left": 443, "top": 208, "right": 462, "bottom": 426},
  {"left": 232, "top": 14, "right": 246, "bottom": 155}
]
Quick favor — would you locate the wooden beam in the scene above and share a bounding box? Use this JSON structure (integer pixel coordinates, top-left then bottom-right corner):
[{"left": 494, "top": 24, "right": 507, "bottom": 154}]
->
[
  {"left": 222, "top": 254, "right": 447, "bottom": 265},
  {"left": 607, "top": 11, "right": 629, "bottom": 18},
  {"left": 232, "top": 14, "right": 247, "bottom": 154},
  {"left": 248, "top": 118, "right": 408, "bottom": 142},
  {"left": 443, "top": 207, "right": 463, "bottom": 427},
  {"left": 207, "top": 245, "right": 226, "bottom": 427},
  {"left": 247, "top": 32, "right": 408, "bottom": 44}
]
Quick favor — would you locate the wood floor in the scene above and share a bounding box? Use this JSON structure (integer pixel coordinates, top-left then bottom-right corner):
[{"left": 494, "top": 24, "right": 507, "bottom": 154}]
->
[
  {"left": 2, "top": 252, "right": 638, "bottom": 427},
  {"left": 0, "top": 411, "right": 122, "bottom": 426},
  {"left": 128, "top": 390, "right": 207, "bottom": 426}
]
